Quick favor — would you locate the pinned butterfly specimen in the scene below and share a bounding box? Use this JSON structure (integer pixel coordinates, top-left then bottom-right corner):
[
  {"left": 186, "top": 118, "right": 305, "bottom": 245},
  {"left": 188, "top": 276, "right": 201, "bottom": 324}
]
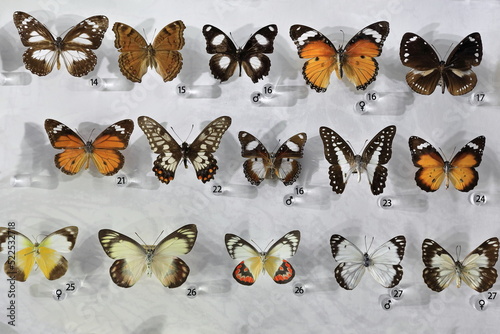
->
[
  {"left": 289, "top": 21, "right": 390, "bottom": 92},
  {"left": 12, "top": 11, "right": 108, "bottom": 77},
  {"left": 422, "top": 238, "right": 499, "bottom": 292},
  {"left": 330, "top": 234, "right": 406, "bottom": 290},
  {"left": 98, "top": 224, "right": 197, "bottom": 288},
  {"left": 238, "top": 131, "right": 307, "bottom": 186},
  {"left": 113, "top": 20, "right": 185, "bottom": 83},
  {"left": 202, "top": 24, "right": 278, "bottom": 83},
  {"left": 138, "top": 115, "right": 231, "bottom": 184},
  {"left": 319, "top": 125, "right": 396, "bottom": 195},
  {"left": 45, "top": 119, "right": 134, "bottom": 176},
  {"left": 408, "top": 135, "right": 485, "bottom": 192},
  {"left": 400, "top": 32, "right": 482, "bottom": 95},
  {"left": 225, "top": 231, "right": 300, "bottom": 286},
  {"left": 0, "top": 226, "right": 78, "bottom": 281}
]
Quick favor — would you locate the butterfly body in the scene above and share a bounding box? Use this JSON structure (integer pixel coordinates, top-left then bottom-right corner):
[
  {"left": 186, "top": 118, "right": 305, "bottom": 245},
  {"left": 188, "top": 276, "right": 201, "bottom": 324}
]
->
[
  {"left": 319, "top": 125, "right": 396, "bottom": 195},
  {"left": 238, "top": 131, "right": 307, "bottom": 186},
  {"left": 225, "top": 231, "right": 300, "bottom": 285},
  {"left": 138, "top": 116, "right": 231, "bottom": 184},
  {"left": 400, "top": 32, "right": 482, "bottom": 95},
  {"left": 202, "top": 24, "right": 278, "bottom": 83},
  {"left": 290, "top": 21, "right": 389, "bottom": 92},
  {"left": 99, "top": 224, "right": 197, "bottom": 288},
  {"left": 422, "top": 238, "right": 499, "bottom": 292},
  {"left": 409, "top": 135, "right": 485, "bottom": 192},
  {"left": 0, "top": 226, "right": 78, "bottom": 281},
  {"left": 330, "top": 234, "right": 406, "bottom": 290},
  {"left": 113, "top": 21, "right": 185, "bottom": 83},
  {"left": 13, "top": 12, "right": 108, "bottom": 77},
  {"left": 45, "top": 119, "right": 134, "bottom": 176}
]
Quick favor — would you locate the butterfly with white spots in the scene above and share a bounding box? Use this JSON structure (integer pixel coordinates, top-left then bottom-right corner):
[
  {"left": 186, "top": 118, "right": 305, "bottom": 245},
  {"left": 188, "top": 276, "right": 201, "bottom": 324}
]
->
[
  {"left": 330, "top": 234, "right": 406, "bottom": 290},
  {"left": 225, "top": 231, "right": 300, "bottom": 285},
  {"left": 238, "top": 131, "right": 307, "bottom": 186},
  {"left": 319, "top": 125, "right": 396, "bottom": 195}
]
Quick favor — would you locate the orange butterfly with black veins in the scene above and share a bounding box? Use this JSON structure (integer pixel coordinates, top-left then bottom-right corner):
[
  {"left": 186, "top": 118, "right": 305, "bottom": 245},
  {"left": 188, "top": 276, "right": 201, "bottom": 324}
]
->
[
  {"left": 45, "top": 119, "right": 134, "bottom": 176},
  {"left": 113, "top": 20, "right": 185, "bottom": 83},
  {"left": 409, "top": 135, "right": 485, "bottom": 192},
  {"left": 290, "top": 21, "right": 389, "bottom": 92}
]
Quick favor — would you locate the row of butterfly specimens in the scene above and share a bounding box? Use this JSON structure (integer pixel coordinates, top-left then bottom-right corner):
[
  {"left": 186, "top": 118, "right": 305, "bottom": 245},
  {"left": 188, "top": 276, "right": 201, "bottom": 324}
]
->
[
  {"left": 9, "top": 12, "right": 485, "bottom": 97},
  {"left": 1, "top": 224, "right": 498, "bottom": 304}
]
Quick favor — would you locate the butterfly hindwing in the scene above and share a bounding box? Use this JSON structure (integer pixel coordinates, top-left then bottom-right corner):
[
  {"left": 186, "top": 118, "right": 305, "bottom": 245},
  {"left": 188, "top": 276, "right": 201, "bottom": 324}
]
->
[
  {"left": 225, "top": 231, "right": 300, "bottom": 285},
  {"left": 13, "top": 11, "right": 108, "bottom": 77},
  {"left": 138, "top": 116, "right": 231, "bottom": 184},
  {"left": 320, "top": 125, "right": 396, "bottom": 195},
  {"left": 99, "top": 224, "right": 197, "bottom": 288},
  {"left": 238, "top": 131, "right": 307, "bottom": 186},
  {"left": 290, "top": 21, "right": 389, "bottom": 92},
  {"left": 202, "top": 24, "right": 278, "bottom": 83},
  {"left": 400, "top": 32, "right": 482, "bottom": 95},
  {"left": 113, "top": 20, "right": 185, "bottom": 83},
  {"left": 330, "top": 234, "right": 406, "bottom": 290},
  {"left": 409, "top": 135, "right": 485, "bottom": 192},
  {"left": 45, "top": 119, "right": 134, "bottom": 176},
  {"left": 422, "top": 238, "right": 499, "bottom": 292},
  {"left": 0, "top": 226, "right": 78, "bottom": 281}
]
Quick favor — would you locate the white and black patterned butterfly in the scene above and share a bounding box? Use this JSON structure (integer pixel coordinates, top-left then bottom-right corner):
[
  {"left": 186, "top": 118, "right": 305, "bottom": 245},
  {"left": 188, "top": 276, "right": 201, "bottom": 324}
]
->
[
  {"left": 138, "top": 116, "right": 231, "bottom": 184},
  {"left": 319, "top": 125, "right": 396, "bottom": 195},
  {"left": 98, "top": 224, "right": 197, "bottom": 288},
  {"left": 13, "top": 11, "right": 108, "bottom": 77},
  {"left": 238, "top": 131, "right": 307, "bottom": 186},
  {"left": 330, "top": 234, "right": 406, "bottom": 290},
  {"left": 400, "top": 32, "right": 482, "bottom": 95},
  {"left": 225, "top": 231, "right": 300, "bottom": 286},
  {"left": 422, "top": 238, "right": 499, "bottom": 292},
  {"left": 202, "top": 24, "right": 278, "bottom": 83}
]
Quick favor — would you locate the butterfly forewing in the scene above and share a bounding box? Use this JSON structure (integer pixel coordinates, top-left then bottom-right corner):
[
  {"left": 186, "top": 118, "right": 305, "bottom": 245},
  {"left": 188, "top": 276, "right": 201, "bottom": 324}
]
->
[
  {"left": 422, "top": 238, "right": 499, "bottom": 292},
  {"left": 203, "top": 24, "right": 277, "bottom": 83},
  {"left": 13, "top": 12, "right": 108, "bottom": 76},
  {"left": 45, "top": 119, "right": 134, "bottom": 176},
  {"left": 113, "top": 20, "right": 185, "bottom": 82}
]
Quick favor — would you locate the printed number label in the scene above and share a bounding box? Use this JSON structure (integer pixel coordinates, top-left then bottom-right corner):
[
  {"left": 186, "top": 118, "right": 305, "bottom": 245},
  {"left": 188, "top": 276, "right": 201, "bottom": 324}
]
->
[
  {"left": 178, "top": 85, "right": 186, "bottom": 94},
  {"left": 475, "top": 93, "right": 485, "bottom": 102},
  {"left": 212, "top": 185, "right": 222, "bottom": 193},
  {"left": 382, "top": 198, "right": 392, "bottom": 207},
  {"left": 295, "top": 187, "right": 304, "bottom": 195},
  {"left": 263, "top": 84, "right": 273, "bottom": 96},
  {"left": 293, "top": 284, "right": 305, "bottom": 296},
  {"left": 391, "top": 289, "right": 403, "bottom": 299},
  {"left": 66, "top": 283, "right": 76, "bottom": 292},
  {"left": 488, "top": 292, "right": 497, "bottom": 300},
  {"left": 475, "top": 195, "right": 486, "bottom": 204},
  {"left": 89, "top": 78, "right": 99, "bottom": 86},
  {"left": 116, "top": 176, "right": 127, "bottom": 186},
  {"left": 187, "top": 287, "right": 197, "bottom": 299},
  {"left": 366, "top": 92, "right": 377, "bottom": 101}
]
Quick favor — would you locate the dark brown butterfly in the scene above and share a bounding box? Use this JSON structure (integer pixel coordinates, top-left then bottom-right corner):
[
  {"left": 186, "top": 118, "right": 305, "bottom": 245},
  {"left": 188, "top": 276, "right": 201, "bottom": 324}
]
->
[
  {"left": 138, "top": 116, "right": 231, "bottom": 184},
  {"left": 202, "top": 24, "right": 278, "bottom": 83},
  {"left": 45, "top": 119, "right": 134, "bottom": 176},
  {"left": 422, "top": 238, "right": 499, "bottom": 292},
  {"left": 113, "top": 20, "right": 185, "bottom": 83},
  {"left": 13, "top": 11, "right": 108, "bottom": 77},
  {"left": 400, "top": 32, "right": 482, "bottom": 95},
  {"left": 408, "top": 135, "right": 485, "bottom": 192},
  {"left": 238, "top": 131, "right": 307, "bottom": 186},
  {"left": 319, "top": 125, "right": 396, "bottom": 195},
  {"left": 290, "top": 22, "right": 390, "bottom": 92}
]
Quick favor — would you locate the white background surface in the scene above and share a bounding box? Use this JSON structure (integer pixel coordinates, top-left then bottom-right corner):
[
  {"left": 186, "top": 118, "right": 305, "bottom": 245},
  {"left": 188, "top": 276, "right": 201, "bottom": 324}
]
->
[{"left": 1, "top": 0, "right": 500, "bottom": 333}]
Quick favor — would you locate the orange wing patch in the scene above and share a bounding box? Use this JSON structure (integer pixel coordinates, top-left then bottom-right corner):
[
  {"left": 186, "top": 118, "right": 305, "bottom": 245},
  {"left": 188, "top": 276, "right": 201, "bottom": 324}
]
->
[{"left": 45, "top": 119, "right": 134, "bottom": 176}]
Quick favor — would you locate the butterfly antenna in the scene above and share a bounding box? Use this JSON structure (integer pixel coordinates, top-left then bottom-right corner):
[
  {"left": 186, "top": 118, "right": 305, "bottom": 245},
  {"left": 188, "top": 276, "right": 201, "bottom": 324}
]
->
[
  {"left": 456, "top": 245, "right": 462, "bottom": 261},
  {"left": 135, "top": 232, "right": 149, "bottom": 246},
  {"left": 340, "top": 29, "right": 345, "bottom": 48},
  {"left": 443, "top": 43, "right": 454, "bottom": 60},
  {"left": 438, "top": 146, "right": 450, "bottom": 162},
  {"left": 152, "top": 231, "right": 164, "bottom": 245},
  {"left": 365, "top": 236, "right": 375, "bottom": 252}
]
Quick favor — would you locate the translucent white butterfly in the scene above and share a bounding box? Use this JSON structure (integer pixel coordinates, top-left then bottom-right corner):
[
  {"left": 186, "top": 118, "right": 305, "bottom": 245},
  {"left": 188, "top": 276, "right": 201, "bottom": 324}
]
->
[
  {"left": 422, "top": 238, "right": 499, "bottom": 292},
  {"left": 330, "top": 234, "right": 406, "bottom": 290},
  {"left": 0, "top": 226, "right": 78, "bottom": 281},
  {"left": 98, "top": 224, "right": 197, "bottom": 288},
  {"left": 225, "top": 231, "right": 300, "bottom": 285}
]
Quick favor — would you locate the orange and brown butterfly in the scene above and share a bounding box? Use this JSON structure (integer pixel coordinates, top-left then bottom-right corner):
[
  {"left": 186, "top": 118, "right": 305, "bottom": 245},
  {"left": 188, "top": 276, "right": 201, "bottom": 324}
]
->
[
  {"left": 45, "top": 119, "right": 134, "bottom": 176},
  {"left": 113, "top": 20, "right": 185, "bottom": 83},
  {"left": 289, "top": 21, "right": 389, "bottom": 92},
  {"left": 409, "top": 135, "right": 485, "bottom": 192},
  {"left": 0, "top": 226, "right": 78, "bottom": 281},
  {"left": 12, "top": 11, "right": 108, "bottom": 77}
]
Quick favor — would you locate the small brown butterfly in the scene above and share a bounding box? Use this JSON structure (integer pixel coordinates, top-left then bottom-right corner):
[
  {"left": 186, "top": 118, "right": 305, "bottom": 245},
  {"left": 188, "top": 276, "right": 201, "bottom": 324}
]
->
[
  {"left": 113, "top": 21, "right": 185, "bottom": 83},
  {"left": 13, "top": 11, "right": 108, "bottom": 77}
]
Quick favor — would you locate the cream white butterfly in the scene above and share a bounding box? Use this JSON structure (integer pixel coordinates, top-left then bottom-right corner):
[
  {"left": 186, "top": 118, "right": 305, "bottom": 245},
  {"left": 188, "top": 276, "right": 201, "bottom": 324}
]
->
[
  {"left": 330, "top": 234, "right": 406, "bottom": 290},
  {"left": 98, "top": 224, "right": 197, "bottom": 288},
  {"left": 422, "top": 238, "right": 499, "bottom": 292}
]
